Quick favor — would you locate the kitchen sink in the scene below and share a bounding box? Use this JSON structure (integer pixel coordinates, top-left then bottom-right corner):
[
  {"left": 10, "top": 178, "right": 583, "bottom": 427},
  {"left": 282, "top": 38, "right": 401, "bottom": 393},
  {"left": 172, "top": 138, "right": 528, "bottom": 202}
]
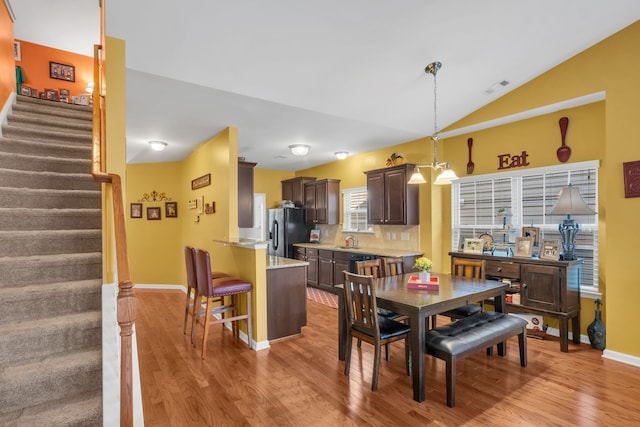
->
[{"left": 334, "top": 246, "right": 362, "bottom": 250}]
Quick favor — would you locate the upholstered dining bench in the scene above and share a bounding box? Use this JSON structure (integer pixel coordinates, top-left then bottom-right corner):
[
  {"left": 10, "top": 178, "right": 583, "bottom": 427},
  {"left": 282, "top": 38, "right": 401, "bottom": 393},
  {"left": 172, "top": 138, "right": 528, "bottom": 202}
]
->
[{"left": 424, "top": 311, "right": 528, "bottom": 407}]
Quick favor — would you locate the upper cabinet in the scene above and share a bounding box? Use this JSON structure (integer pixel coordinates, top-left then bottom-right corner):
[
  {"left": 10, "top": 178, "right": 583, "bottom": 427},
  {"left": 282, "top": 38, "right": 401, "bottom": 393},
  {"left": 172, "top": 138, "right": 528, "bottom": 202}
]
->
[
  {"left": 304, "top": 179, "right": 341, "bottom": 225},
  {"left": 238, "top": 161, "right": 257, "bottom": 228},
  {"left": 365, "top": 164, "right": 419, "bottom": 225},
  {"left": 281, "top": 176, "right": 316, "bottom": 206}
]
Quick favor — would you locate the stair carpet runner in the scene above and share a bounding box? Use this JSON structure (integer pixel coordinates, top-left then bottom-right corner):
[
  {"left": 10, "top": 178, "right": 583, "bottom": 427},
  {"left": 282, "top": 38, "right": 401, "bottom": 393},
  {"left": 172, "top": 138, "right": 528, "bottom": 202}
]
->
[{"left": 0, "top": 95, "right": 103, "bottom": 426}]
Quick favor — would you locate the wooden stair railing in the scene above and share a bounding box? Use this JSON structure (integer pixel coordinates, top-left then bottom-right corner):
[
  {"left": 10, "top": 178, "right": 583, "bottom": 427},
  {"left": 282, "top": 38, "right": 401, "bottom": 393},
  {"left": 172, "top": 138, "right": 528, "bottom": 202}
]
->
[{"left": 91, "top": 43, "right": 136, "bottom": 427}]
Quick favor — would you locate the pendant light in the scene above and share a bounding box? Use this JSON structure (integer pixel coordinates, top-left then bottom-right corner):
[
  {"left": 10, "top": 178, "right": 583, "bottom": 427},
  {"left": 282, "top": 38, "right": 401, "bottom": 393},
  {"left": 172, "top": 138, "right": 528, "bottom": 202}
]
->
[{"left": 408, "top": 61, "right": 458, "bottom": 185}]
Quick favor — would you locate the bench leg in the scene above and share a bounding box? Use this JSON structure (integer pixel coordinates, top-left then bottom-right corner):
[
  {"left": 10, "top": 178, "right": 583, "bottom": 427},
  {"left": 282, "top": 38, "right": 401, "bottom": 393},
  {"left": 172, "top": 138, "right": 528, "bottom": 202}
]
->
[
  {"left": 446, "top": 356, "right": 456, "bottom": 407},
  {"left": 518, "top": 328, "right": 528, "bottom": 367}
]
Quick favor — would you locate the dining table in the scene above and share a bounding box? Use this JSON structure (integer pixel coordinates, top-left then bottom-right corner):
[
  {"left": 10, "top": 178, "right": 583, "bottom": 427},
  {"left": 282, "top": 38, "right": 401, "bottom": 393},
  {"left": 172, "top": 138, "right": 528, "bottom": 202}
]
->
[{"left": 337, "top": 272, "right": 509, "bottom": 403}]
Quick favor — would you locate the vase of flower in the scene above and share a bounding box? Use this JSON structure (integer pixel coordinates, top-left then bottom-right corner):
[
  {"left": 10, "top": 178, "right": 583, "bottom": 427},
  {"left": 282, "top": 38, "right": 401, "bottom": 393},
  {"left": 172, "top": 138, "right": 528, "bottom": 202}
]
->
[{"left": 413, "top": 257, "right": 433, "bottom": 283}]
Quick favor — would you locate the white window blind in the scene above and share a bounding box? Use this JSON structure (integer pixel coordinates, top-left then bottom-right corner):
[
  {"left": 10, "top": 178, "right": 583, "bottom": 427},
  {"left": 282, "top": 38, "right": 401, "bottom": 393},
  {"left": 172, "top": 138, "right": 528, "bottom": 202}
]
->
[
  {"left": 342, "top": 187, "right": 372, "bottom": 232},
  {"left": 452, "top": 161, "right": 599, "bottom": 293}
]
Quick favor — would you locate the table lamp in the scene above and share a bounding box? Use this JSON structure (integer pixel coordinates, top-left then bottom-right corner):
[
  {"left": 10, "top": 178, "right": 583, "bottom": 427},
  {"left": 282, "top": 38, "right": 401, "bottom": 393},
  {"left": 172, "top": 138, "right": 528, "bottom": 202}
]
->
[{"left": 548, "top": 184, "right": 596, "bottom": 260}]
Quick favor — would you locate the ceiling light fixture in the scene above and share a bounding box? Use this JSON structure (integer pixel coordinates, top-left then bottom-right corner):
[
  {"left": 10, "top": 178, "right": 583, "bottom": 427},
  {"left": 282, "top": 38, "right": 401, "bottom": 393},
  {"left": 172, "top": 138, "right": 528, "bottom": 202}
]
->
[
  {"left": 148, "top": 140, "right": 168, "bottom": 152},
  {"left": 334, "top": 151, "right": 349, "bottom": 160},
  {"left": 408, "top": 61, "right": 459, "bottom": 186},
  {"left": 289, "top": 144, "right": 310, "bottom": 156}
]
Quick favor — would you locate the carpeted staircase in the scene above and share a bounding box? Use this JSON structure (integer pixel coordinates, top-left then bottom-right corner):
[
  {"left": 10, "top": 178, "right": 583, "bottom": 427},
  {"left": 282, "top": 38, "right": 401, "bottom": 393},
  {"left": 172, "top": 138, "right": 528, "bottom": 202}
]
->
[{"left": 0, "top": 96, "right": 103, "bottom": 426}]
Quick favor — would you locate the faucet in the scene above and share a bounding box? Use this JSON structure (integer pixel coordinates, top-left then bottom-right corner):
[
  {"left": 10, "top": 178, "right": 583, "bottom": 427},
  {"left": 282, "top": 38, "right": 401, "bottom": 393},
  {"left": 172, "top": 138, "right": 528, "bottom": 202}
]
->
[{"left": 345, "top": 235, "right": 359, "bottom": 248}]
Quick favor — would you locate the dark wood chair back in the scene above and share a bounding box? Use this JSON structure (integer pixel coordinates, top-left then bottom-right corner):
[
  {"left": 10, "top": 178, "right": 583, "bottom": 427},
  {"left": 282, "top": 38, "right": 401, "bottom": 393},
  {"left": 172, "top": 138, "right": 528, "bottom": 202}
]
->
[
  {"left": 356, "top": 259, "right": 383, "bottom": 278},
  {"left": 452, "top": 258, "right": 486, "bottom": 280},
  {"left": 343, "top": 271, "right": 379, "bottom": 338},
  {"left": 382, "top": 257, "right": 404, "bottom": 277}
]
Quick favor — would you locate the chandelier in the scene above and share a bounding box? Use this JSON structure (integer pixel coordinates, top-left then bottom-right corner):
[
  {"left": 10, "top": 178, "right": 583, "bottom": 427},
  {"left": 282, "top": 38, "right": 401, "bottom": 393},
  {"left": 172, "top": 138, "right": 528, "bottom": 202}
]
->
[{"left": 408, "top": 61, "right": 458, "bottom": 185}]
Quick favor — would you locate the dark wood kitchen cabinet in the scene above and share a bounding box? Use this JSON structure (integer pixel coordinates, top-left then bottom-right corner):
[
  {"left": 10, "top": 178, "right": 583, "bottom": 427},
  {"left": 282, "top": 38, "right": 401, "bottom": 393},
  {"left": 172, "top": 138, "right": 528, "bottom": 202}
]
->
[
  {"left": 365, "top": 164, "right": 419, "bottom": 225},
  {"left": 267, "top": 265, "right": 307, "bottom": 341},
  {"left": 449, "top": 251, "right": 582, "bottom": 352},
  {"left": 295, "top": 246, "right": 318, "bottom": 287},
  {"left": 317, "top": 249, "right": 349, "bottom": 293},
  {"left": 304, "top": 179, "right": 340, "bottom": 225},
  {"left": 238, "top": 161, "right": 257, "bottom": 227},
  {"left": 282, "top": 176, "right": 316, "bottom": 206}
]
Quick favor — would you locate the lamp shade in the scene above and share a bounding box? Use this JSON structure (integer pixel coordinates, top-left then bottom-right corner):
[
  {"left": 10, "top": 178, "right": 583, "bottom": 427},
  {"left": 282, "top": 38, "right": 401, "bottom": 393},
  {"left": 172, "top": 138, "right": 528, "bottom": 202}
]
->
[
  {"left": 549, "top": 185, "right": 596, "bottom": 216},
  {"left": 148, "top": 140, "right": 168, "bottom": 151},
  {"left": 433, "top": 167, "right": 458, "bottom": 186},
  {"left": 334, "top": 151, "right": 348, "bottom": 160},
  {"left": 289, "top": 144, "right": 310, "bottom": 156},
  {"left": 408, "top": 167, "right": 427, "bottom": 184}
]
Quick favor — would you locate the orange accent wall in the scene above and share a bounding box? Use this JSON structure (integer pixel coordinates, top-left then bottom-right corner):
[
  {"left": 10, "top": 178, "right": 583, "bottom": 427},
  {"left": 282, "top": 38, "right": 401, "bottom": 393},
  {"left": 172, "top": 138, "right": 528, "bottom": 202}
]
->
[
  {"left": 0, "top": 2, "right": 15, "bottom": 105},
  {"left": 15, "top": 40, "right": 92, "bottom": 100}
]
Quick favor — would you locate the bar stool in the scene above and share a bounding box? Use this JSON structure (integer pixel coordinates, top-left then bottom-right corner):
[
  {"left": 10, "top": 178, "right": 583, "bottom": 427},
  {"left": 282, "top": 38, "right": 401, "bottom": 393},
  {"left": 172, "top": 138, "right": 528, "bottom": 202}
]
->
[
  {"left": 183, "top": 246, "right": 230, "bottom": 337},
  {"left": 192, "top": 248, "right": 253, "bottom": 359}
]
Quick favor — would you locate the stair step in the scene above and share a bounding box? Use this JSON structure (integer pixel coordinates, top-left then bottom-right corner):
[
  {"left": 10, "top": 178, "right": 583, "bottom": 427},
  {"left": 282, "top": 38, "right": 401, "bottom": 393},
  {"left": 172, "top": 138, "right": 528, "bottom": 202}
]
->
[
  {"left": 0, "top": 230, "right": 102, "bottom": 257},
  {"left": 0, "top": 349, "right": 102, "bottom": 415},
  {"left": 0, "top": 187, "right": 101, "bottom": 209},
  {"left": 8, "top": 111, "right": 93, "bottom": 134},
  {"left": 0, "top": 310, "right": 101, "bottom": 366},
  {"left": 1, "top": 123, "right": 91, "bottom": 145},
  {"left": 0, "top": 136, "right": 91, "bottom": 159},
  {"left": 0, "top": 207, "right": 101, "bottom": 231},
  {"left": 0, "top": 391, "right": 102, "bottom": 427},
  {"left": 0, "top": 279, "right": 102, "bottom": 323},
  {"left": 0, "top": 252, "right": 103, "bottom": 287},
  {"left": 14, "top": 94, "right": 93, "bottom": 120},
  {"left": 0, "top": 151, "right": 91, "bottom": 174},
  {"left": 0, "top": 168, "right": 100, "bottom": 191}
]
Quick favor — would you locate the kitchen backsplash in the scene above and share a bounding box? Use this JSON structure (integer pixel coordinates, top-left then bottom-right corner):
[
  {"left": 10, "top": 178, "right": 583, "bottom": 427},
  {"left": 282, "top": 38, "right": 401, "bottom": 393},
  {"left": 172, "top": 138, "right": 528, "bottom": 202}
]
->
[{"left": 316, "top": 224, "right": 420, "bottom": 252}]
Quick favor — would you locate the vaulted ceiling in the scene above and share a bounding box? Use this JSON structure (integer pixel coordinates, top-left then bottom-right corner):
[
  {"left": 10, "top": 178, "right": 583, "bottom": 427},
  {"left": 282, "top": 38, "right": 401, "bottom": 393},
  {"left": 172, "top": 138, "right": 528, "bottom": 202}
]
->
[{"left": 12, "top": 1, "right": 640, "bottom": 170}]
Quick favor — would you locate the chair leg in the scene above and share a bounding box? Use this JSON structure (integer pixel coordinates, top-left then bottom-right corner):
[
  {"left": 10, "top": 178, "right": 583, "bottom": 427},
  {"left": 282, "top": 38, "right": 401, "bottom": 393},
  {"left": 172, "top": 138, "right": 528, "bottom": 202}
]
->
[
  {"left": 246, "top": 290, "right": 252, "bottom": 349},
  {"left": 430, "top": 314, "right": 437, "bottom": 329},
  {"left": 201, "top": 297, "right": 213, "bottom": 359},
  {"left": 446, "top": 356, "right": 456, "bottom": 407},
  {"left": 344, "top": 335, "right": 353, "bottom": 376},
  {"left": 191, "top": 290, "right": 200, "bottom": 345},
  {"left": 518, "top": 329, "right": 528, "bottom": 367},
  {"left": 372, "top": 343, "right": 381, "bottom": 391},
  {"left": 385, "top": 343, "right": 389, "bottom": 361},
  {"left": 183, "top": 287, "right": 192, "bottom": 334}
]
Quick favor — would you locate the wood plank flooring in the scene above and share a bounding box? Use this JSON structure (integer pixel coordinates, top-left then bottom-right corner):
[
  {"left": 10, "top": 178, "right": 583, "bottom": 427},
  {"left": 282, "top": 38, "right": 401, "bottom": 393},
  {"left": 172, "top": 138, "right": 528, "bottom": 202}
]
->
[{"left": 135, "top": 289, "right": 640, "bottom": 426}]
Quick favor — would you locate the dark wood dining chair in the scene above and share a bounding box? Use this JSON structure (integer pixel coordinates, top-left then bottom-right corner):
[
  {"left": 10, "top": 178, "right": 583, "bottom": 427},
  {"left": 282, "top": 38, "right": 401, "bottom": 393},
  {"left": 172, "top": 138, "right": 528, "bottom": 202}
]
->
[
  {"left": 192, "top": 248, "right": 252, "bottom": 359},
  {"left": 342, "top": 271, "right": 411, "bottom": 391},
  {"left": 432, "top": 258, "right": 486, "bottom": 328},
  {"left": 382, "top": 257, "right": 404, "bottom": 277},
  {"left": 183, "top": 246, "right": 230, "bottom": 338}
]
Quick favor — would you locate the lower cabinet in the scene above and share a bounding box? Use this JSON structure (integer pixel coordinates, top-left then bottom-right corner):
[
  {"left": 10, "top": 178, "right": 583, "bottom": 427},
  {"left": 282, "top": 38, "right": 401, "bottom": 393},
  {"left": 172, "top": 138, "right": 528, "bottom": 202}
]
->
[
  {"left": 266, "top": 265, "right": 307, "bottom": 341},
  {"left": 318, "top": 250, "right": 350, "bottom": 293}
]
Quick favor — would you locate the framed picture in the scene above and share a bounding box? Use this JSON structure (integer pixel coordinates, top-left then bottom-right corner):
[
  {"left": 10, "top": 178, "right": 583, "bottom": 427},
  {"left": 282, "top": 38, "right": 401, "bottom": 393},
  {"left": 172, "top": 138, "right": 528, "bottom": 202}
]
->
[
  {"left": 130, "top": 203, "right": 142, "bottom": 218},
  {"left": 45, "top": 89, "right": 58, "bottom": 101},
  {"left": 20, "top": 85, "right": 32, "bottom": 96},
  {"left": 49, "top": 61, "right": 75, "bottom": 82},
  {"left": 14, "top": 41, "right": 21, "bottom": 61},
  {"left": 522, "top": 226, "right": 540, "bottom": 246},
  {"left": 30, "top": 88, "right": 38, "bottom": 98},
  {"left": 463, "top": 238, "right": 484, "bottom": 254},
  {"left": 165, "top": 202, "right": 178, "bottom": 218},
  {"left": 540, "top": 239, "right": 561, "bottom": 261},
  {"left": 59, "top": 88, "right": 70, "bottom": 98},
  {"left": 514, "top": 237, "right": 534, "bottom": 258},
  {"left": 191, "top": 173, "right": 211, "bottom": 190},
  {"left": 147, "top": 207, "right": 161, "bottom": 220}
]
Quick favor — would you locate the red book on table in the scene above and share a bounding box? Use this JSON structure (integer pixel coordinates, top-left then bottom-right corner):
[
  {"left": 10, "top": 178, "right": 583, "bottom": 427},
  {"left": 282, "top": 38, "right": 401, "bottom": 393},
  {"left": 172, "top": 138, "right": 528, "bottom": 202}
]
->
[{"left": 407, "top": 275, "right": 439, "bottom": 290}]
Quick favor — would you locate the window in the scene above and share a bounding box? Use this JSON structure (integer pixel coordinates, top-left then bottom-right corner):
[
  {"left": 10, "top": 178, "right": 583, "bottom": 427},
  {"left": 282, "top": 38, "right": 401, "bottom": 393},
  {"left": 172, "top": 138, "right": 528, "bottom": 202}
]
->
[
  {"left": 342, "top": 187, "right": 372, "bottom": 232},
  {"left": 452, "top": 161, "right": 599, "bottom": 296}
]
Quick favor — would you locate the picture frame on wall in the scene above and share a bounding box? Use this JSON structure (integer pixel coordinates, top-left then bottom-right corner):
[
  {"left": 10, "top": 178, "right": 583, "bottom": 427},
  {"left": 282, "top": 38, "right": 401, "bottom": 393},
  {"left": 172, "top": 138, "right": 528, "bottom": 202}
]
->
[
  {"left": 130, "top": 203, "right": 142, "bottom": 218},
  {"left": 14, "top": 41, "right": 21, "bottom": 61},
  {"left": 49, "top": 61, "right": 75, "bottom": 82},
  {"left": 540, "top": 239, "right": 561, "bottom": 261},
  {"left": 147, "top": 207, "right": 161, "bottom": 220},
  {"left": 165, "top": 202, "right": 178, "bottom": 218},
  {"left": 514, "top": 236, "right": 534, "bottom": 258}
]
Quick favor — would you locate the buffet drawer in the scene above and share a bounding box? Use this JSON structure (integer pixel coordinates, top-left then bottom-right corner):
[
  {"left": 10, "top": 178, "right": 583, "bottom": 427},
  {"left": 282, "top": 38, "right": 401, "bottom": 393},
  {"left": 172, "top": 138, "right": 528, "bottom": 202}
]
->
[{"left": 486, "top": 260, "right": 520, "bottom": 279}]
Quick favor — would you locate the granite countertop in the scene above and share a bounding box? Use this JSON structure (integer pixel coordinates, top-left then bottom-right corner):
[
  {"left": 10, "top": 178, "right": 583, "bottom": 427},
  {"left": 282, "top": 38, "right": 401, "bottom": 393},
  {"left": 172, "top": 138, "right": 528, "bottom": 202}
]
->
[
  {"left": 293, "top": 243, "right": 423, "bottom": 258},
  {"left": 266, "top": 256, "right": 309, "bottom": 270},
  {"left": 212, "top": 237, "right": 269, "bottom": 249}
]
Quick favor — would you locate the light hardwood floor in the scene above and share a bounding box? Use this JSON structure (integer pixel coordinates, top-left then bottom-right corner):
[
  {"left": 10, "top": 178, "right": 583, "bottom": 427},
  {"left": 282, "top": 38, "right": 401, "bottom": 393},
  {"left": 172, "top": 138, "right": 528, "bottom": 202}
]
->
[{"left": 135, "top": 289, "right": 640, "bottom": 426}]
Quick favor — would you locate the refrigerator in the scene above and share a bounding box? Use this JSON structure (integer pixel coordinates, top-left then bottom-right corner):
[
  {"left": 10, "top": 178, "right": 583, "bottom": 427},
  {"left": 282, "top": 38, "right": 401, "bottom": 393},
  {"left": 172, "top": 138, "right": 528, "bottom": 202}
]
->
[{"left": 268, "top": 207, "right": 311, "bottom": 258}]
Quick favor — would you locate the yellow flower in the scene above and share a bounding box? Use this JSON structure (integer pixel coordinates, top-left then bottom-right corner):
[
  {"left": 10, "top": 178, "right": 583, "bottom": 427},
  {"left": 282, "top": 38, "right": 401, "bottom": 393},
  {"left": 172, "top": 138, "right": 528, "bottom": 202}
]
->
[{"left": 413, "top": 257, "right": 433, "bottom": 272}]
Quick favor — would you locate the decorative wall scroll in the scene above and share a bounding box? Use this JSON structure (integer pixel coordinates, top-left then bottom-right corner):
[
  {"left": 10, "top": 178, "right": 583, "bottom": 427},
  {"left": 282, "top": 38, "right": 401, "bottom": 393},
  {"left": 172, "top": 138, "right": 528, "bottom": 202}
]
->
[
  {"left": 138, "top": 190, "right": 172, "bottom": 202},
  {"left": 191, "top": 173, "right": 211, "bottom": 190},
  {"left": 623, "top": 160, "right": 640, "bottom": 198}
]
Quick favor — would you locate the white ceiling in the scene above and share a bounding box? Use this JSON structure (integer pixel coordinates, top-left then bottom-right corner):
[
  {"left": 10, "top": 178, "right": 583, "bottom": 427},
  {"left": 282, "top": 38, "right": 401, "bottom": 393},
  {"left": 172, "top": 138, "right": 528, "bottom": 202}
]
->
[{"left": 11, "top": 1, "right": 640, "bottom": 170}]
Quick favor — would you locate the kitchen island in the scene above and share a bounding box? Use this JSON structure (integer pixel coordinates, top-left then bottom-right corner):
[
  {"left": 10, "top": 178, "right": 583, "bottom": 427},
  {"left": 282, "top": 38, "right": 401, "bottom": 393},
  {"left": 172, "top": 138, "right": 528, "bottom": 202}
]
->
[{"left": 266, "top": 256, "right": 308, "bottom": 341}]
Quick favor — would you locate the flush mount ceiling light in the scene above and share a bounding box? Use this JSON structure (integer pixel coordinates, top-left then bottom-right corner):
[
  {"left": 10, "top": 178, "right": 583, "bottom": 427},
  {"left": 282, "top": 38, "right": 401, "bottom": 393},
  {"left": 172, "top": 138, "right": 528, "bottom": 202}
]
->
[
  {"left": 408, "top": 61, "right": 459, "bottom": 186},
  {"left": 334, "top": 151, "right": 349, "bottom": 160},
  {"left": 289, "top": 144, "right": 310, "bottom": 156},
  {"left": 148, "top": 140, "right": 168, "bottom": 152}
]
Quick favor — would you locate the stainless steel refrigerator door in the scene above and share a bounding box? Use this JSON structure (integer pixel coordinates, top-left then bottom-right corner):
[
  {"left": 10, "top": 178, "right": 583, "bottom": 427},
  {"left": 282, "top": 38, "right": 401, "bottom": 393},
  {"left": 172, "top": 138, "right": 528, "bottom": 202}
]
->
[{"left": 268, "top": 208, "right": 285, "bottom": 257}]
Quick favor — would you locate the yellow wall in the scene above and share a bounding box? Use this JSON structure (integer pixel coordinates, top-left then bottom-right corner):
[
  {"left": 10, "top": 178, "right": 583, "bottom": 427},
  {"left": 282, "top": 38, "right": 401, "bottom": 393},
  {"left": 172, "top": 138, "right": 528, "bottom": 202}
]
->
[
  {"left": 0, "top": 1, "right": 15, "bottom": 104},
  {"left": 254, "top": 168, "right": 294, "bottom": 209}
]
